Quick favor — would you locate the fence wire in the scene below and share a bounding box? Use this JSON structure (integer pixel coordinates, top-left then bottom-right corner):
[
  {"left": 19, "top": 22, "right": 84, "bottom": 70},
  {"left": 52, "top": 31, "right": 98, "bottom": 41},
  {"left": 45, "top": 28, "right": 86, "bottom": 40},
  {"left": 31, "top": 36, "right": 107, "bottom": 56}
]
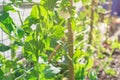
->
[
  {"left": 0, "top": 0, "right": 39, "bottom": 59},
  {"left": 0, "top": 1, "right": 39, "bottom": 79}
]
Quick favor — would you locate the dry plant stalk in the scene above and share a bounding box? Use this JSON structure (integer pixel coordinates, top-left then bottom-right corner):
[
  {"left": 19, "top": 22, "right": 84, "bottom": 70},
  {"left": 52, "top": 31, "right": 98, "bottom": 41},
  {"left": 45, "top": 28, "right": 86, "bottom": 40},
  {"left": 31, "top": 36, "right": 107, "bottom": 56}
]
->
[
  {"left": 89, "top": 0, "right": 95, "bottom": 44},
  {"left": 49, "top": 0, "right": 75, "bottom": 79},
  {"left": 48, "top": 37, "right": 66, "bottom": 62},
  {"left": 67, "top": 0, "right": 75, "bottom": 80},
  {"left": 67, "top": 19, "right": 74, "bottom": 80},
  {"left": 107, "top": 0, "right": 112, "bottom": 37}
]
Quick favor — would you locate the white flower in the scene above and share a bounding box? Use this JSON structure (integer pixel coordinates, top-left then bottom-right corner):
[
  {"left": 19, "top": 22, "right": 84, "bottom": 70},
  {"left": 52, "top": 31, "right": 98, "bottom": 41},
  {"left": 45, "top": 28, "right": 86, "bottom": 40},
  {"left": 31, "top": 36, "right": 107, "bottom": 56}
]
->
[{"left": 31, "top": 24, "right": 36, "bottom": 30}]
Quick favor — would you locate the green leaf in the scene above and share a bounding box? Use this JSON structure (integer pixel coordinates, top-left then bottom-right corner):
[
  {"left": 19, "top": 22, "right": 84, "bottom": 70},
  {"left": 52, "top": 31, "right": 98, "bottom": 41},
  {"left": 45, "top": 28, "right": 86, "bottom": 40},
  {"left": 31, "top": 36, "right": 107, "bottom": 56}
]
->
[
  {"left": 30, "top": 5, "right": 40, "bottom": 19},
  {"left": 86, "top": 57, "right": 93, "bottom": 70},
  {"left": 0, "top": 43, "right": 10, "bottom": 52},
  {"left": 13, "top": 41, "right": 23, "bottom": 46},
  {"left": 44, "top": 64, "right": 61, "bottom": 79},
  {"left": 0, "top": 22, "right": 9, "bottom": 34},
  {"left": 17, "top": 27, "right": 24, "bottom": 39},
  {"left": 40, "top": 6, "right": 48, "bottom": 19},
  {"left": 38, "top": 40, "right": 45, "bottom": 52},
  {"left": 0, "top": 69, "right": 4, "bottom": 76},
  {"left": 51, "top": 25, "right": 65, "bottom": 38},
  {"left": 61, "top": 0, "right": 70, "bottom": 7},
  {"left": 44, "top": 0, "right": 58, "bottom": 11},
  {"left": 0, "top": 12, "right": 15, "bottom": 34},
  {"left": 4, "top": 5, "right": 16, "bottom": 12},
  {"left": 4, "top": 60, "right": 17, "bottom": 73},
  {"left": 89, "top": 71, "right": 98, "bottom": 80},
  {"left": 73, "top": 49, "right": 85, "bottom": 62},
  {"left": 28, "top": 77, "right": 37, "bottom": 80},
  {"left": 25, "top": 35, "right": 33, "bottom": 42},
  {"left": 105, "top": 68, "right": 116, "bottom": 76},
  {"left": 74, "top": 0, "right": 80, "bottom": 2},
  {"left": 0, "top": 11, "right": 9, "bottom": 21},
  {"left": 32, "top": 54, "right": 37, "bottom": 62},
  {"left": 24, "top": 42, "right": 35, "bottom": 54}
]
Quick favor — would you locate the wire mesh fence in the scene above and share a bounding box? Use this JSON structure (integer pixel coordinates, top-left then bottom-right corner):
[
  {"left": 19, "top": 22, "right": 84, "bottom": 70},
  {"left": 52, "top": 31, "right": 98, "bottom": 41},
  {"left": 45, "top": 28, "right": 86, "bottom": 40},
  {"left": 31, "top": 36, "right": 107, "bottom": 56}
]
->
[
  {"left": 0, "top": 0, "right": 39, "bottom": 59},
  {"left": 0, "top": 1, "right": 39, "bottom": 79}
]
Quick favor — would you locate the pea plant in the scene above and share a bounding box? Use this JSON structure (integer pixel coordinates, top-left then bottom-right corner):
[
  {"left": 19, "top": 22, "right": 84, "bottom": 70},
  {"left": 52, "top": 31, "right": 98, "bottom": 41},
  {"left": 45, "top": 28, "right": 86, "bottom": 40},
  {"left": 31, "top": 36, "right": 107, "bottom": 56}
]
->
[{"left": 0, "top": 0, "right": 116, "bottom": 80}]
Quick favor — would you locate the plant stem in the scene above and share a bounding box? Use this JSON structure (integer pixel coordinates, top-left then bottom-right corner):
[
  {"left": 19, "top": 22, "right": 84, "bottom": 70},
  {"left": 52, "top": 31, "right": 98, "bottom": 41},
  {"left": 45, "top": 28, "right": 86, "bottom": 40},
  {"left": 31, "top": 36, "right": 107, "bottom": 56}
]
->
[
  {"left": 105, "top": 0, "right": 112, "bottom": 42},
  {"left": 36, "top": 24, "right": 39, "bottom": 80},
  {"left": 17, "top": 11, "right": 23, "bottom": 25},
  {"left": 35, "top": 5, "right": 41, "bottom": 80},
  {"left": 89, "top": 0, "right": 95, "bottom": 44},
  {"left": 67, "top": 19, "right": 74, "bottom": 80},
  {"left": 16, "top": 5, "right": 23, "bottom": 25},
  {"left": 67, "top": 0, "right": 74, "bottom": 80}
]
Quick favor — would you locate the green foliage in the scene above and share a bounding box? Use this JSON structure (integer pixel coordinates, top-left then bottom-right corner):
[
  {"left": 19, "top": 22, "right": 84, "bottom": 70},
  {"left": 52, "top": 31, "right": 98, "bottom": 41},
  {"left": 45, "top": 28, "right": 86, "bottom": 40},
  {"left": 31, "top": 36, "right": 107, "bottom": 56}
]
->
[
  {"left": 0, "top": 11, "right": 15, "bottom": 34},
  {"left": 111, "top": 40, "right": 120, "bottom": 49},
  {"left": 0, "top": 43, "right": 10, "bottom": 52},
  {"left": 88, "top": 70, "right": 98, "bottom": 80},
  {"left": 0, "top": 0, "right": 118, "bottom": 80},
  {"left": 44, "top": 0, "right": 58, "bottom": 11},
  {"left": 44, "top": 64, "right": 61, "bottom": 79}
]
